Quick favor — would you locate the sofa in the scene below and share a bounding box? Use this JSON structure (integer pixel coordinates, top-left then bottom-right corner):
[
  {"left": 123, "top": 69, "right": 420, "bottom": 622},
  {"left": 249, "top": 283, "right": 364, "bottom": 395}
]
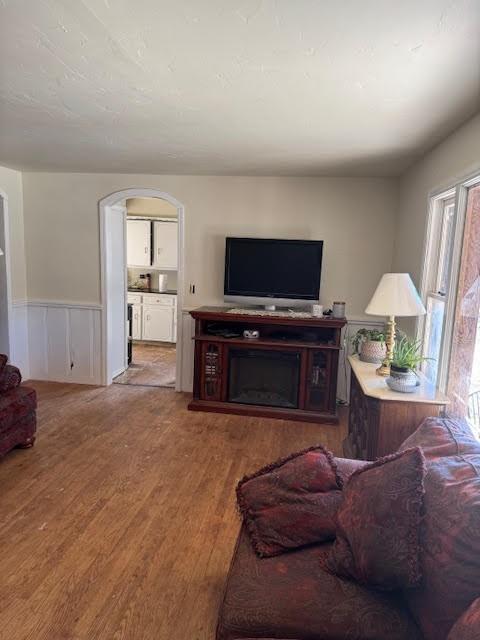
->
[
  {"left": 0, "top": 355, "right": 37, "bottom": 458},
  {"left": 216, "top": 417, "right": 480, "bottom": 640}
]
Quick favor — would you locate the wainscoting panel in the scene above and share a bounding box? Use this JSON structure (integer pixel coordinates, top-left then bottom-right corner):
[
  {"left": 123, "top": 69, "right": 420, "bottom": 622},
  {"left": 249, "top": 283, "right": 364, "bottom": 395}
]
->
[
  {"left": 69, "top": 307, "right": 102, "bottom": 384},
  {"left": 11, "top": 300, "right": 29, "bottom": 377},
  {"left": 21, "top": 302, "right": 383, "bottom": 396},
  {"left": 27, "top": 302, "right": 102, "bottom": 384},
  {"left": 46, "top": 307, "right": 70, "bottom": 381},
  {"left": 336, "top": 319, "right": 385, "bottom": 404}
]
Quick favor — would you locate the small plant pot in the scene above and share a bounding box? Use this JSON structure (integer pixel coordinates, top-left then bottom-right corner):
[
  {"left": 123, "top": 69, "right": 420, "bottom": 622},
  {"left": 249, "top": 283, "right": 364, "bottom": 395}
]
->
[
  {"left": 360, "top": 340, "right": 387, "bottom": 364},
  {"left": 386, "top": 365, "right": 418, "bottom": 393}
]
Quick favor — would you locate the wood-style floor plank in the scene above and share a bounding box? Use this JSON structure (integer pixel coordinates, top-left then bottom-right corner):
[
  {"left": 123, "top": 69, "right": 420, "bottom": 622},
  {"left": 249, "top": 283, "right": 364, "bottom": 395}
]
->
[{"left": 0, "top": 381, "right": 346, "bottom": 640}]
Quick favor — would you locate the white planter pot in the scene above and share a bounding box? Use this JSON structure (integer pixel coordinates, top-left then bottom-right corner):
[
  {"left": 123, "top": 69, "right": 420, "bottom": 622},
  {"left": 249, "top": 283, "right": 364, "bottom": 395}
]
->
[
  {"left": 360, "top": 340, "right": 386, "bottom": 364},
  {"left": 386, "top": 367, "right": 418, "bottom": 393}
]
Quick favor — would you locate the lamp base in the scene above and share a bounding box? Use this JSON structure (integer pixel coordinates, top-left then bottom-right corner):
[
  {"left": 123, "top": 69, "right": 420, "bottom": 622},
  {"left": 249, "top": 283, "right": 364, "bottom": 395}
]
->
[
  {"left": 375, "top": 315, "right": 396, "bottom": 377},
  {"left": 376, "top": 362, "right": 390, "bottom": 377}
]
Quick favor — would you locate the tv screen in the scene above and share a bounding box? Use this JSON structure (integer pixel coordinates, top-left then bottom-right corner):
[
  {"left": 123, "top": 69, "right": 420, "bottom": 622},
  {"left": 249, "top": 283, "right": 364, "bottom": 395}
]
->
[{"left": 224, "top": 237, "right": 323, "bottom": 301}]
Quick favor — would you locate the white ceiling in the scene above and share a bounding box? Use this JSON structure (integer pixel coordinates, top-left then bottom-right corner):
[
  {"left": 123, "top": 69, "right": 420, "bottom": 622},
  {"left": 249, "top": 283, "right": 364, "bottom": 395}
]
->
[{"left": 1, "top": 0, "right": 479, "bottom": 176}]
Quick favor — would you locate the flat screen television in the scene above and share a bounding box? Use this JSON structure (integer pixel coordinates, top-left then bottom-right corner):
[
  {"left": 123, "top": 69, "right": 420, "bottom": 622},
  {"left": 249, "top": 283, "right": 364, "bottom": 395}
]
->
[{"left": 224, "top": 237, "right": 323, "bottom": 310}]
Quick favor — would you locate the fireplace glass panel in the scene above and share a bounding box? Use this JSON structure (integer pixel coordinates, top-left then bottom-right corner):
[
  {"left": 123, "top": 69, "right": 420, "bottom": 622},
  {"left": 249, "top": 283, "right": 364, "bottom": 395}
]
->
[{"left": 228, "top": 348, "right": 300, "bottom": 409}]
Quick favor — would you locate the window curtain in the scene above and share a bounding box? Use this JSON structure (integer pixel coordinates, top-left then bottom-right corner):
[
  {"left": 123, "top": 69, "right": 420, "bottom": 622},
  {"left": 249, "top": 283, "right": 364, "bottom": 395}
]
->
[{"left": 446, "top": 184, "right": 480, "bottom": 417}]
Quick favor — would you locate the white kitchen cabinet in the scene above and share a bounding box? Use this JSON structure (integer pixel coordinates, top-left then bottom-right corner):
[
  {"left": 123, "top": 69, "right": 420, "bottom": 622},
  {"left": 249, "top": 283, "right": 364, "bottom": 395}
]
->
[
  {"left": 153, "top": 221, "right": 178, "bottom": 270},
  {"left": 142, "top": 305, "right": 174, "bottom": 342},
  {"left": 131, "top": 304, "right": 142, "bottom": 340},
  {"left": 127, "top": 219, "right": 151, "bottom": 266}
]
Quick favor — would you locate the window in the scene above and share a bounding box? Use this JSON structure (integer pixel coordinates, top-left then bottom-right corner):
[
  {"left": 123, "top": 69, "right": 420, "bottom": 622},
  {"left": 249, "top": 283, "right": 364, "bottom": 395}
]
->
[
  {"left": 420, "top": 174, "right": 480, "bottom": 429},
  {"left": 420, "top": 194, "right": 457, "bottom": 386},
  {"left": 436, "top": 199, "right": 455, "bottom": 296}
]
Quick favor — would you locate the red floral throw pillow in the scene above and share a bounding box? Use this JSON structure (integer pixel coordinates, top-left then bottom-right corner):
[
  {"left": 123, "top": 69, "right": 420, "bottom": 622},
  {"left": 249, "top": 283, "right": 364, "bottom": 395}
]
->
[
  {"left": 323, "top": 447, "right": 425, "bottom": 590},
  {"left": 237, "top": 445, "right": 343, "bottom": 558}
]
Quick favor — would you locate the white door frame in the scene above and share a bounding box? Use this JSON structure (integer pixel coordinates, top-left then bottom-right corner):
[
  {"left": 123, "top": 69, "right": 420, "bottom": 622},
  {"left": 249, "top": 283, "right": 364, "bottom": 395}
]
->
[
  {"left": 99, "top": 188, "right": 185, "bottom": 390},
  {"left": 0, "top": 190, "right": 14, "bottom": 358}
]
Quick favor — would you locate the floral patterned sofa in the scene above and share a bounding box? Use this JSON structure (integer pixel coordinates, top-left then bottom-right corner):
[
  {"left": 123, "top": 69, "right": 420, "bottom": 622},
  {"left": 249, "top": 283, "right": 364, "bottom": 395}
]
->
[
  {"left": 216, "top": 417, "right": 480, "bottom": 640},
  {"left": 0, "top": 355, "right": 36, "bottom": 458}
]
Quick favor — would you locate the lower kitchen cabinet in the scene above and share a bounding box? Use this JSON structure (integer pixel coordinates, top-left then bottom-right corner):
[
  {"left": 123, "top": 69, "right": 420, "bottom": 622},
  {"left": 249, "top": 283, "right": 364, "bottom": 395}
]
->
[
  {"left": 127, "top": 292, "right": 177, "bottom": 343},
  {"left": 142, "top": 305, "right": 174, "bottom": 342},
  {"left": 131, "top": 304, "right": 142, "bottom": 340}
]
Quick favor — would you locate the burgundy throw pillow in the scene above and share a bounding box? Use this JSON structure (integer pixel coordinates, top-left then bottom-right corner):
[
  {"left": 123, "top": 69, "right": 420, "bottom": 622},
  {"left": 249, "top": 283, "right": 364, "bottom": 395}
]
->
[
  {"left": 399, "top": 416, "right": 480, "bottom": 459},
  {"left": 335, "top": 456, "right": 369, "bottom": 484},
  {"left": 323, "top": 447, "right": 425, "bottom": 590},
  {"left": 237, "top": 445, "right": 343, "bottom": 557},
  {"left": 401, "top": 453, "right": 480, "bottom": 640},
  {"left": 396, "top": 418, "right": 480, "bottom": 639},
  {"left": 447, "top": 598, "right": 480, "bottom": 640}
]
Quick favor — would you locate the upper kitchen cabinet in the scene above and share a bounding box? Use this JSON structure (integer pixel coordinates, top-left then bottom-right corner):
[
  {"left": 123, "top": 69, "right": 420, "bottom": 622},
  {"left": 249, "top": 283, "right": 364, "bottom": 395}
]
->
[
  {"left": 153, "top": 220, "right": 178, "bottom": 270},
  {"left": 127, "top": 219, "right": 151, "bottom": 266}
]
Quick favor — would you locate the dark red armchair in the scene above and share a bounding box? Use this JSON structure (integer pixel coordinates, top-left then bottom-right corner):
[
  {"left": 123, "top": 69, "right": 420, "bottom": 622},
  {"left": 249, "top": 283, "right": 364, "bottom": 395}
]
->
[{"left": 0, "top": 355, "right": 36, "bottom": 458}]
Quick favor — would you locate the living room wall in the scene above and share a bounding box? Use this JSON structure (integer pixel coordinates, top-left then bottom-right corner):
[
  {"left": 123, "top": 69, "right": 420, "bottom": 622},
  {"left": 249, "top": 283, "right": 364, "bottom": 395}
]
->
[
  {"left": 22, "top": 173, "right": 398, "bottom": 319},
  {"left": 392, "top": 112, "right": 480, "bottom": 284}
]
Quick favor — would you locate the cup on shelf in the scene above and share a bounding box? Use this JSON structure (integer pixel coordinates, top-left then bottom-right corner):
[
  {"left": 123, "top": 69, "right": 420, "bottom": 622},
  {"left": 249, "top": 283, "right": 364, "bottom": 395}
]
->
[
  {"left": 311, "top": 304, "right": 324, "bottom": 317},
  {"left": 332, "top": 301, "right": 346, "bottom": 318}
]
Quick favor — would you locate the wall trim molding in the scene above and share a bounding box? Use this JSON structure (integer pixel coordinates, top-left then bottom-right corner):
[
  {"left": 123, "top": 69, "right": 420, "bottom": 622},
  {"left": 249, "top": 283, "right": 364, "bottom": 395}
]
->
[
  {"left": 27, "top": 299, "right": 102, "bottom": 310},
  {"left": 346, "top": 318, "right": 385, "bottom": 327}
]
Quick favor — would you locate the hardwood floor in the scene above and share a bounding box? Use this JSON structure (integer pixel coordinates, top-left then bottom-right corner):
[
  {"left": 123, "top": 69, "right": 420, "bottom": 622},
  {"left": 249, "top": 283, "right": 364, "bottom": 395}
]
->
[
  {"left": 114, "top": 343, "right": 176, "bottom": 388},
  {"left": 0, "top": 381, "right": 346, "bottom": 640}
]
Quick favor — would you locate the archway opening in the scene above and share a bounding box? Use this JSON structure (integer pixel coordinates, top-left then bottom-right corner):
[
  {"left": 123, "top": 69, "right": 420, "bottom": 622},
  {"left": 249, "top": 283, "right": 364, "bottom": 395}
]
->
[{"left": 99, "top": 188, "right": 185, "bottom": 390}]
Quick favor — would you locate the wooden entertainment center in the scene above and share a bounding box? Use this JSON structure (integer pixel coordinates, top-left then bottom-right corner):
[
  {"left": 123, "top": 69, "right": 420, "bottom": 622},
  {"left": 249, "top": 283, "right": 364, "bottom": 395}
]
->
[{"left": 188, "top": 307, "right": 347, "bottom": 423}]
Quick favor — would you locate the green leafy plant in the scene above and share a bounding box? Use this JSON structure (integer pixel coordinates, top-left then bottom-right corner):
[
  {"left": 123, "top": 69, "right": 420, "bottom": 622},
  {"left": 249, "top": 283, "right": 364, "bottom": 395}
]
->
[
  {"left": 391, "top": 336, "right": 431, "bottom": 371},
  {"left": 351, "top": 328, "right": 385, "bottom": 355}
]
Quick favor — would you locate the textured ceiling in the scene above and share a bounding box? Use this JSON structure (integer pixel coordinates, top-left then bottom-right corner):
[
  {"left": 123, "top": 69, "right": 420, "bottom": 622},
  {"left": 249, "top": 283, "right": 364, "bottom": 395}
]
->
[{"left": 1, "top": 0, "right": 479, "bottom": 176}]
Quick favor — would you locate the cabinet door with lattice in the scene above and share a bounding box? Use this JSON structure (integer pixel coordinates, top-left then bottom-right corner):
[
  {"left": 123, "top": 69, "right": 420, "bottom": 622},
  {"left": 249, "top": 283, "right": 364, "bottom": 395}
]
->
[
  {"left": 305, "top": 349, "right": 332, "bottom": 412},
  {"left": 200, "top": 342, "right": 223, "bottom": 401}
]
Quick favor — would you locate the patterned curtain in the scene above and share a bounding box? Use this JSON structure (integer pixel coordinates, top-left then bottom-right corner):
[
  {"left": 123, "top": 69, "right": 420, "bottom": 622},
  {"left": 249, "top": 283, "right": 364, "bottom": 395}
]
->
[{"left": 447, "top": 185, "right": 480, "bottom": 422}]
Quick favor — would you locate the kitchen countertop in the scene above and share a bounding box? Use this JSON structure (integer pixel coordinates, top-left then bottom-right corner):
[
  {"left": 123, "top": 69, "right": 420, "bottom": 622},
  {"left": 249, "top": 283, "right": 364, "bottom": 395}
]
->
[{"left": 128, "top": 288, "right": 177, "bottom": 295}]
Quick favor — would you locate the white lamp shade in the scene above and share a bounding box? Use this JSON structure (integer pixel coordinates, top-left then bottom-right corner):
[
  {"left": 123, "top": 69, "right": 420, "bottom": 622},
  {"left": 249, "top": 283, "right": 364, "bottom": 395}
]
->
[{"left": 365, "top": 273, "right": 426, "bottom": 317}]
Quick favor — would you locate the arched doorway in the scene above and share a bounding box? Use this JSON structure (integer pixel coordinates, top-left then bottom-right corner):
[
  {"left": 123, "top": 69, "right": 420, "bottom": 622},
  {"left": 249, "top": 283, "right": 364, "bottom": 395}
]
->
[{"left": 99, "top": 188, "right": 185, "bottom": 390}]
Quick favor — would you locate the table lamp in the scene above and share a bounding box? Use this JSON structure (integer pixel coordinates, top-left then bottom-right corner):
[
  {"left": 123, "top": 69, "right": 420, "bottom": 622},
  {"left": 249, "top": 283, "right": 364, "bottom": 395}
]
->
[{"left": 365, "top": 273, "right": 426, "bottom": 376}]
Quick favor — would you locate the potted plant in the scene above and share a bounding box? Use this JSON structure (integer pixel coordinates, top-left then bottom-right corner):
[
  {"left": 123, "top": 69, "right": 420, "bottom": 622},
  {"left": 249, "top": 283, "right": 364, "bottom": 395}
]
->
[
  {"left": 387, "top": 336, "right": 431, "bottom": 393},
  {"left": 351, "top": 328, "right": 386, "bottom": 364}
]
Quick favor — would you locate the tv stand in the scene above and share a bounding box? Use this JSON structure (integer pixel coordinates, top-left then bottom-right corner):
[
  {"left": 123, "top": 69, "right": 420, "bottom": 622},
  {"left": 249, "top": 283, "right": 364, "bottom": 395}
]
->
[{"left": 188, "top": 306, "right": 347, "bottom": 424}]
